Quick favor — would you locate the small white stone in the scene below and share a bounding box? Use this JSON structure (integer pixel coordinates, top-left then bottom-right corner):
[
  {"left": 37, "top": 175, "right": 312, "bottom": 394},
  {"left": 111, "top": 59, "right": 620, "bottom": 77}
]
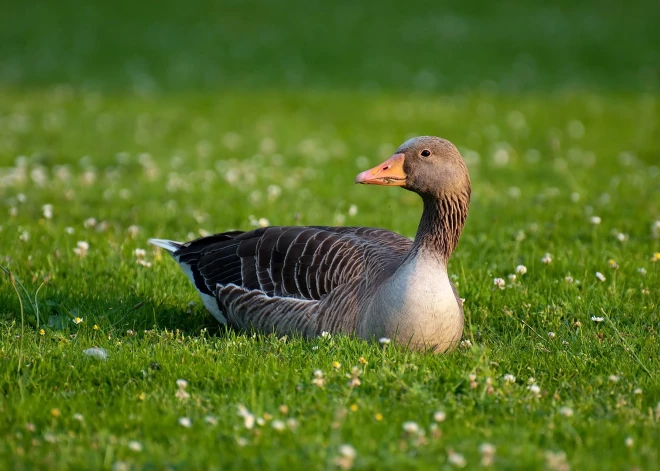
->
[{"left": 83, "top": 347, "right": 108, "bottom": 360}]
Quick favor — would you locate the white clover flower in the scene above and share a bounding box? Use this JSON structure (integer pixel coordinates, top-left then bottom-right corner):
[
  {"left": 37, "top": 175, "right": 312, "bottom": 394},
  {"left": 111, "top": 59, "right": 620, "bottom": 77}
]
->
[
  {"left": 127, "top": 225, "right": 140, "bottom": 238},
  {"left": 128, "top": 440, "right": 143, "bottom": 452},
  {"left": 541, "top": 253, "right": 552, "bottom": 264},
  {"left": 335, "top": 443, "right": 357, "bottom": 469},
  {"left": 135, "top": 248, "right": 147, "bottom": 258},
  {"left": 339, "top": 444, "right": 356, "bottom": 459},
  {"left": 507, "top": 274, "right": 516, "bottom": 282},
  {"left": 528, "top": 384, "right": 541, "bottom": 395},
  {"left": 237, "top": 406, "right": 255, "bottom": 429},
  {"left": 652, "top": 220, "right": 660, "bottom": 239},
  {"left": 271, "top": 420, "right": 286, "bottom": 431},
  {"left": 379, "top": 337, "right": 391, "bottom": 344},
  {"left": 637, "top": 267, "right": 647, "bottom": 275},
  {"left": 236, "top": 437, "right": 248, "bottom": 447},
  {"left": 503, "top": 374, "right": 516, "bottom": 384},
  {"left": 267, "top": 185, "right": 282, "bottom": 201},
  {"left": 595, "top": 272, "right": 606, "bottom": 282},
  {"left": 19, "top": 231, "right": 29, "bottom": 242},
  {"left": 312, "top": 370, "right": 325, "bottom": 388},
  {"left": 447, "top": 450, "right": 466, "bottom": 468},
  {"left": 42, "top": 204, "right": 53, "bottom": 219},
  {"left": 590, "top": 216, "right": 601, "bottom": 225},
  {"left": 459, "top": 339, "right": 472, "bottom": 349},
  {"left": 176, "top": 379, "right": 188, "bottom": 389},
  {"left": 479, "top": 443, "right": 496, "bottom": 466},
  {"left": 348, "top": 204, "right": 358, "bottom": 217},
  {"left": 558, "top": 406, "right": 574, "bottom": 417},
  {"left": 178, "top": 417, "right": 192, "bottom": 428},
  {"left": 625, "top": 437, "right": 634, "bottom": 448},
  {"left": 493, "top": 278, "right": 505, "bottom": 289},
  {"left": 515, "top": 265, "right": 527, "bottom": 275},
  {"left": 205, "top": 415, "right": 218, "bottom": 425},
  {"left": 74, "top": 241, "right": 89, "bottom": 257},
  {"left": 591, "top": 316, "right": 605, "bottom": 323},
  {"left": 548, "top": 332, "right": 556, "bottom": 339},
  {"left": 433, "top": 411, "right": 446, "bottom": 422},
  {"left": 565, "top": 275, "right": 574, "bottom": 283},
  {"left": 608, "top": 375, "right": 620, "bottom": 383},
  {"left": 402, "top": 421, "right": 420, "bottom": 434},
  {"left": 73, "top": 413, "right": 84, "bottom": 422}
]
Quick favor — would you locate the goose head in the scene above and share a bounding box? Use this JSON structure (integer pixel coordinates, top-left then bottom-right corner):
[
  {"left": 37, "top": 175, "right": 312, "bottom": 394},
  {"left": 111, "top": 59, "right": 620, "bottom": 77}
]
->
[{"left": 355, "top": 136, "right": 470, "bottom": 199}]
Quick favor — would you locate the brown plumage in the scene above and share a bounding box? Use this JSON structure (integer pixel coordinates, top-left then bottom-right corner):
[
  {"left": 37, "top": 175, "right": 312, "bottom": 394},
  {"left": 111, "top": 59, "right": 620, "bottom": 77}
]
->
[{"left": 150, "top": 136, "right": 471, "bottom": 353}]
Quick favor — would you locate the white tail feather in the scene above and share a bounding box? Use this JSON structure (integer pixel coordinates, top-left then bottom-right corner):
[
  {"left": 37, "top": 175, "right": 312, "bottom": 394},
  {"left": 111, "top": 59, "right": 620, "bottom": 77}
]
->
[{"left": 148, "top": 238, "right": 183, "bottom": 254}]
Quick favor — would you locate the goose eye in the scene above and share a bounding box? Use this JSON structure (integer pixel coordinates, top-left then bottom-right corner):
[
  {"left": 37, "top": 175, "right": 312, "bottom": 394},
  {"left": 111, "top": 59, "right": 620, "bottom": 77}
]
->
[{"left": 420, "top": 149, "right": 431, "bottom": 157}]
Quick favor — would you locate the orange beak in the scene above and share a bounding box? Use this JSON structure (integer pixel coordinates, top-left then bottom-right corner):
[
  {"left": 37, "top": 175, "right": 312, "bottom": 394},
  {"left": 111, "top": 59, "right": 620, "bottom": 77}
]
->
[{"left": 355, "top": 153, "right": 406, "bottom": 186}]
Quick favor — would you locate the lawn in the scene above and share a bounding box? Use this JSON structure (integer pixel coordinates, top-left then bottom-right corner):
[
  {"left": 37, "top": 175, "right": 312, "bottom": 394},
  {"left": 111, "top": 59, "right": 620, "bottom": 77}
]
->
[{"left": 1, "top": 0, "right": 659, "bottom": 469}]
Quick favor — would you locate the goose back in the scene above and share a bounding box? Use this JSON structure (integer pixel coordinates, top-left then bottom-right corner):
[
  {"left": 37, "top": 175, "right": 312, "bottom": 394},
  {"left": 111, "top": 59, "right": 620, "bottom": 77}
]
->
[{"left": 172, "top": 226, "right": 412, "bottom": 306}]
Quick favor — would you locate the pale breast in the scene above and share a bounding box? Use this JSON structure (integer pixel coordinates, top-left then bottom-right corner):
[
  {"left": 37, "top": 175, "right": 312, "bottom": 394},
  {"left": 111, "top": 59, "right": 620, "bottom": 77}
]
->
[{"left": 358, "top": 255, "right": 464, "bottom": 353}]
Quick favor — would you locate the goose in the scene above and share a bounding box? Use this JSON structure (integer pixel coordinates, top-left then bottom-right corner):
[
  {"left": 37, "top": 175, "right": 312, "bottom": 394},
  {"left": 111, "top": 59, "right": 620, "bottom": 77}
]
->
[{"left": 149, "top": 136, "right": 470, "bottom": 353}]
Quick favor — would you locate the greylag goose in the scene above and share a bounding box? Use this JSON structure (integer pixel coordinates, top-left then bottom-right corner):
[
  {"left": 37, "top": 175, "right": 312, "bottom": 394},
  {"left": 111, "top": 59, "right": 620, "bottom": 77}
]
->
[{"left": 149, "top": 136, "right": 470, "bottom": 353}]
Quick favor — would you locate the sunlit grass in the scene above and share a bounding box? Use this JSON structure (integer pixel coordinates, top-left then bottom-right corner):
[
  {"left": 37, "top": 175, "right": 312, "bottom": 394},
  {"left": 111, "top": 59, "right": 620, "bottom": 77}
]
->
[{"left": 1, "top": 86, "right": 658, "bottom": 470}]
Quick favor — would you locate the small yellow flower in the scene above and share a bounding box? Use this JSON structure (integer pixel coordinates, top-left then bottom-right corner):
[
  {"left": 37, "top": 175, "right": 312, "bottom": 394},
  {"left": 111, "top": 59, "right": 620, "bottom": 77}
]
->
[
  {"left": 93, "top": 324, "right": 100, "bottom": 331},
  {"left": 39, "top": 329, "right": 45, "bottom": 336},
  {"left": 50, "top": 408, "right": 61, "bottom": 418},
  {"left": 332, "top": 361, "right": 341, "bottom": 369},
  {"left": 263, "top": 413, "right": 273, "bottom": 421},
  {"left": 73, "top": 317, "right": 83, "bottom": 325},
  {"left": 349, "top": 404, "right": 358, "bottom": 412},
  {"left": 375, "top": 413, "right": 383, "bottom": 421},
  {"left": 138, "top": 392, "right": 146, "bottom": 401},
  {"left": 652, "top": 252, "right": 660, "bottom": 262},
  {"left": 358, "top": 357, "right": 368, "bottom": 365}
]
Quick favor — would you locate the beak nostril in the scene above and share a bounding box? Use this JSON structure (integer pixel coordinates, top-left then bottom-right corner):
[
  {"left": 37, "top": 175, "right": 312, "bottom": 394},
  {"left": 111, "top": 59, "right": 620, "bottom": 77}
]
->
[{"left": 382, "top": 166, "right": 390, "bottom": 171}]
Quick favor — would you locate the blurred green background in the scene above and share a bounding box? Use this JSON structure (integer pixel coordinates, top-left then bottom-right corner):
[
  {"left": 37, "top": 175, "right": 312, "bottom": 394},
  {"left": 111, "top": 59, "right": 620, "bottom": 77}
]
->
[{"left": 2, "top": 0, "right": 658, "bottom": 93}]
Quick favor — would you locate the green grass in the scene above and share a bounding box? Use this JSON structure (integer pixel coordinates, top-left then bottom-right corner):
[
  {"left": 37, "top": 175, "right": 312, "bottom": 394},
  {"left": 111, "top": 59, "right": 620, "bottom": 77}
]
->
[{"left": 1, "top": 0, "right": 659, "bottom": 469}]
